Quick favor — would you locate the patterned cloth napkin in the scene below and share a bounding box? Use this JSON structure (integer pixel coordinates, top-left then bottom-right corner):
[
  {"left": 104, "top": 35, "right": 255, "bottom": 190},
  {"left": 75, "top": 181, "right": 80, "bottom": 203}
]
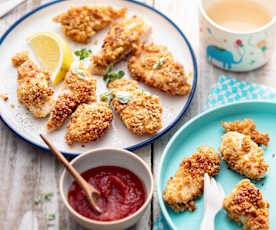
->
[{"left": 153, "top": 76, "right": 276, "bottom": 230}]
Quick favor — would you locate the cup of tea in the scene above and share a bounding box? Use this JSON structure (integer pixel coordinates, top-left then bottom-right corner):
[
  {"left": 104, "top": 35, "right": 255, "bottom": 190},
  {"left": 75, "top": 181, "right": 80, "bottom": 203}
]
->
[{"left": 199, "top": 0, "right": 276, "bottom": 72}]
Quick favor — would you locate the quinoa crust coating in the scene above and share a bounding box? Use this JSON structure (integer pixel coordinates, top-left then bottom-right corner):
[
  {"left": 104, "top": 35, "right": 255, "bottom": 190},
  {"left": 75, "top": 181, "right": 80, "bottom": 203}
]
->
[
  {"left": 11, "top": 51, "right": 29, "bottom": 67},
  {"left": 219, "top": 131, "right": 269, "bottom": 180},
  {"left": 47, "top": 65, "right": 96, "bottom": 132},
  {"left": 53, "top": 5, "right": 126, "bottom": 43},
  {"left": 108, "top": 78, "right": 162, "bottom": 135},
  {"left": 128, "top": 43, "right": 191, "bottom": 95},
  {"left": 90, "top": 16, "right": 152, "bottom": 75},
  {"left": 65, "top": 103, "right": 113, "bottom": 146},
  {"left": 223, "top": 179, "right": 269, "bottom": 230},
  {"left": 12, "top": 52, "right": 54, "bottom": 118},
  {"left": 162, "top": 146, "right": 221, "bottom": 212},
  {"left": 222, "top": 119, "right": 269, "bottom": 146}
]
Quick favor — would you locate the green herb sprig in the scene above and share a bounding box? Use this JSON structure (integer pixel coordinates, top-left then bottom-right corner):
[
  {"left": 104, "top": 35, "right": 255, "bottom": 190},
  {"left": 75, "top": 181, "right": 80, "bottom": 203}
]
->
[
  {"left": 153, "top": 57, "right": 165, "bottom": 69},
  {"left": 34, "top": 197, "right": 41, "bottom": 205},
  {"left": 74, "top": 48, "right": 92, "bottom": 60},
  {"left": 116, "top": 91, "right": 132, "bottom": 104},
  {"left": 103, "top": 64, "right": 125, "bottom": 85},
  {"left": 100, "top": 88, "right": 114, "bottom": 105},
  {"left": 101, "top": 90, "right": 132, "bottom": 105},
  {"left": 71, "top": 69, "right": 86, "bottom": 79},
  {"left": 48, "top": 213, "right": 56, "bottom": 221},
  {"left": 44, "top": 192, "right": 54, "bottom": 200}
]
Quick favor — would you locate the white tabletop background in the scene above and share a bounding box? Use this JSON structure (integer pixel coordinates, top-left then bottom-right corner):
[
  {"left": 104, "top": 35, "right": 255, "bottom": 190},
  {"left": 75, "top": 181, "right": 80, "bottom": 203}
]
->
[{"left": 1, "top": 0, "right": 276, "bottom": 229}]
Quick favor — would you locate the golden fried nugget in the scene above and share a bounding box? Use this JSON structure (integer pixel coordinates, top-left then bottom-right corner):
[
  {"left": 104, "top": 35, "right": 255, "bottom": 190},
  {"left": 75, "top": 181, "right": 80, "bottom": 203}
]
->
[
  {"left": 219, "top": 131, "right": 269, "bottom": 179},
  {"left": 162, "top": 146, "right": 221, "bottom": 212},
  {"left": 90, "top": 16, "right": 152, "bottom": 75},
  {"left": 65, "top": 103, "right": 113, "bottom": 146},
  {"left": 53, "top": 5, "right": 126, "bottom": 43},
  {"left": 223, "top": 179, "right": 269, "bottom": 230},
  {"left": 108, "top": 78, "right": 162, "bottom": 135},
  {"left": 47, "top": 62, "right": 96, "bottom": 132},
  {"left": 12, "top": 52, "right": 54, "bottom": 118},
  {"left": 222, "top": 119, "right": 270, "bottom": 146},
  {"left": 128, "top": 43, "right": 191, "bottom": 95}
]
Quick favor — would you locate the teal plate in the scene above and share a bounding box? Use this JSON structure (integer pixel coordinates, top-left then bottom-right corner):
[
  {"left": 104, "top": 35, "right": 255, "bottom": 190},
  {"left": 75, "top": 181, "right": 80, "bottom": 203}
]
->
[{"left": 157, "top": 101, "right": 276, "bottom": 230}]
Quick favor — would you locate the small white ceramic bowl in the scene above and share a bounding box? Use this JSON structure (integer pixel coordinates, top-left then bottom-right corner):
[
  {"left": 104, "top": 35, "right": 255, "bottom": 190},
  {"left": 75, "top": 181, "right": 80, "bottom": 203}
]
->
[{"left": 59, "top": 148, "right": 154, "bottom": 230}]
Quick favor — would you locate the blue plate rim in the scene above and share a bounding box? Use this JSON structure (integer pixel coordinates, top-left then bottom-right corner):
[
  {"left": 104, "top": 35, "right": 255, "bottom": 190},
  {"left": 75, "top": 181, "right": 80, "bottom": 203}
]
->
[
  {"left": 157, "top": 100, "right": 276, "bottom": 230},
  {"left": 0, "top": 0, "right": 197, "bottom": 157}
]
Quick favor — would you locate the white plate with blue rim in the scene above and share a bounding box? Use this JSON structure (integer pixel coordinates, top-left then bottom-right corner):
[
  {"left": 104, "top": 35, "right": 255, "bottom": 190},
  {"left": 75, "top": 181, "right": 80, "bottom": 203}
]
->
[{"left": 0, "top": 0, "right": 197, "bottom": 156}]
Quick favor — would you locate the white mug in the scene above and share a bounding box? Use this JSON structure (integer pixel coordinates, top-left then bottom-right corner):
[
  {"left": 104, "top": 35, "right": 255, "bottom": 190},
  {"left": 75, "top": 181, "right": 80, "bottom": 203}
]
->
[{"left": 199, "top": 0, "right": 276, "bottom": 72}]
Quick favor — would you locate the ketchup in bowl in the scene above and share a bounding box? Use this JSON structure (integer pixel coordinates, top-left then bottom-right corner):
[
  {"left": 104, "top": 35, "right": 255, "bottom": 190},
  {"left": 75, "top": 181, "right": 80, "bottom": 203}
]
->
[{"left": 68, "top": 166, "right": 146, "bottom": 221}]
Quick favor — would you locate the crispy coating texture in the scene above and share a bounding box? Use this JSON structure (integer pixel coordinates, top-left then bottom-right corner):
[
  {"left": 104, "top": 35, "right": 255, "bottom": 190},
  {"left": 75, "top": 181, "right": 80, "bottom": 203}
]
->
[
  {"left": 222, "top": 119, "right": 270, "bottom": 146},
  {"left": 90, "top": 16, "right": 152, "bottom": 75},
  {"left": 108, "top": 78, "right": 139, "bottom": 94},
  {"left": 53, "top": 5, "right": 126, "bottom": 43},
  {"left": 108, "top": 78, "right": 162, "bottom": 135},
  {"left": 128, "top": 43, "right": 191, "bottom": 95},
  {"left": 163, "top": 146, "right": 221, "bottom": 212},
  {"left": 65, "top": 103, "right": 113, "bottom": 146},
  {"left": 219, "top": 132, "right": 269, "bottom": 180},
  {"left": 11, "top": 51, "right": 29, "bottom": 67},
  {"left": 47, "top": 63, "right": 96, "bottom": 132},
  {"left": 223, "top": 179, "right": 269, "bottom": 230},
  {"left": 12, "top": 52, "right": 54, "bottom": 118}
]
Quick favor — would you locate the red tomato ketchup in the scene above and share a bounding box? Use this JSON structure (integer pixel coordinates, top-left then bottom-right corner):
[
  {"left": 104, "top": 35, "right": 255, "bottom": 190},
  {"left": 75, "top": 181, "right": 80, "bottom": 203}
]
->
[{"left": 68, "top": 166, "right": 146, "bottom": 221}]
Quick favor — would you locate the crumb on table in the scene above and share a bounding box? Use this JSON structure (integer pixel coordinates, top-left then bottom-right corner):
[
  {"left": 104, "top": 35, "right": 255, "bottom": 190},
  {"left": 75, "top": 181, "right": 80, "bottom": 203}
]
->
[{"left": 0, "top": 94, "right": 8, "bottom": 101}]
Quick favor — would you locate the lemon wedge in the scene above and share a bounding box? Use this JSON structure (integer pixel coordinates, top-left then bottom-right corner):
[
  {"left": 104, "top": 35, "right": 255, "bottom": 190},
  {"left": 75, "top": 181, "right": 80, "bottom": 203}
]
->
[{"left": 27, "top": 32, "right": 74, "bottom": 85}]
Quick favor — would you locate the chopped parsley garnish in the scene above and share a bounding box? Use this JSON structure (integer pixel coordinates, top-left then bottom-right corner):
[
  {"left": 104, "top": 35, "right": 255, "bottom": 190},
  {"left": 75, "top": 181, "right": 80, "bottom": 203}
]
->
[
  {"left": 72, "top": 69, "right": 86, "bottom": 79},
  {"left": 116, "top": 91, "right": 132, "bottom": 104},
  {"left": 103, "top": 64, "right": 125, "bottom": 85},
  {"left": 101, "top": 90, "right": 132, "bottom": 105},
  {"left": 273, "top": 153, "right": 275, "bottom": 158},
  {"left": 48, "top": 214, "right": 56, "bottom": 221},
  {"left": 100, "top": 89, "right": 114, "bottom": 105},
  {"left": 153, "top": 57, "right": 165, "bottom": 69},
  {"left": 74, "top": 48, "right": 92, "bottom": 60},
  {"left": 44, "top": 192, "right": 54, "bottom": 200},
  {"left": 34, "top": 197, "right": 41, "bottom": 205}
]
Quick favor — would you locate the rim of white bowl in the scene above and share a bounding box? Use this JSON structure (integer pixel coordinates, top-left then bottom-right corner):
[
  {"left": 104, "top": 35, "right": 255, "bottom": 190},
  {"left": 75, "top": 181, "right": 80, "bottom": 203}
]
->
[
  {"left": 59, "top": 147, "right": 154, "bottom": 226},
  {"left": 199, "top": 0, "right": 276, "bottom": 35}
]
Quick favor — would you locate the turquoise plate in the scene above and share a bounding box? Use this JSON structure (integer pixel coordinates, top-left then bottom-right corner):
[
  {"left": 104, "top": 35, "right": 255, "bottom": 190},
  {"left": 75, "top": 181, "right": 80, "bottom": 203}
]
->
[{"left": 157, "top": 101, "right": 276, "bottom": 230}]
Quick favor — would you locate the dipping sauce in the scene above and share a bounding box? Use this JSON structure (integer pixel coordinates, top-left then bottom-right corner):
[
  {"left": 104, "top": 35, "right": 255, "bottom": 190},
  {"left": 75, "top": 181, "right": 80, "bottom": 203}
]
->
[{"left": 68, "top": 166, "right": 146, "bottom": 221}]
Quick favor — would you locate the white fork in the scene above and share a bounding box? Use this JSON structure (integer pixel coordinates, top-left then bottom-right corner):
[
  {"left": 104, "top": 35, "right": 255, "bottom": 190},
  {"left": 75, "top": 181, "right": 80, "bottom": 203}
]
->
[{"left": 200, "top": 173, "right": 225, "bottom": 230}]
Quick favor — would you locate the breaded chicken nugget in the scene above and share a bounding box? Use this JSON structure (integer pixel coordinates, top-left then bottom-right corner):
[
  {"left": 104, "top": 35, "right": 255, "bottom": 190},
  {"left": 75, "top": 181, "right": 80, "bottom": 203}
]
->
[
  {"left": 53, "top": 5, "right": 126, "bottom": 43},
  {"left": 222, "top": 119, "right": 270, "bottom": 146},
  {"left": 47, "top": 62, "right": 96, "bottom": 132},
  {"left": 219, "top": 131, "right": 269, "bottom": 179},
  {"left": 12, "top": 52, "right": 54, "bottom": 118},
  {"left": 106, "top": 78, "right": 162, "bottom": 135},
  {"left": 90, "top": 16, "right": 152, "bottom": 75},
  {"left": 163, "top": 146, "right": 221, "bottom": 212},
  {"left": 65, "top": 102, "right": 113, "bottom": 146},
  {"left": 223, "top": 179, "right": 269, "bottom": 230},
  {"left": 128, "top": 43, "right": 191, "bottom": 95}
]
